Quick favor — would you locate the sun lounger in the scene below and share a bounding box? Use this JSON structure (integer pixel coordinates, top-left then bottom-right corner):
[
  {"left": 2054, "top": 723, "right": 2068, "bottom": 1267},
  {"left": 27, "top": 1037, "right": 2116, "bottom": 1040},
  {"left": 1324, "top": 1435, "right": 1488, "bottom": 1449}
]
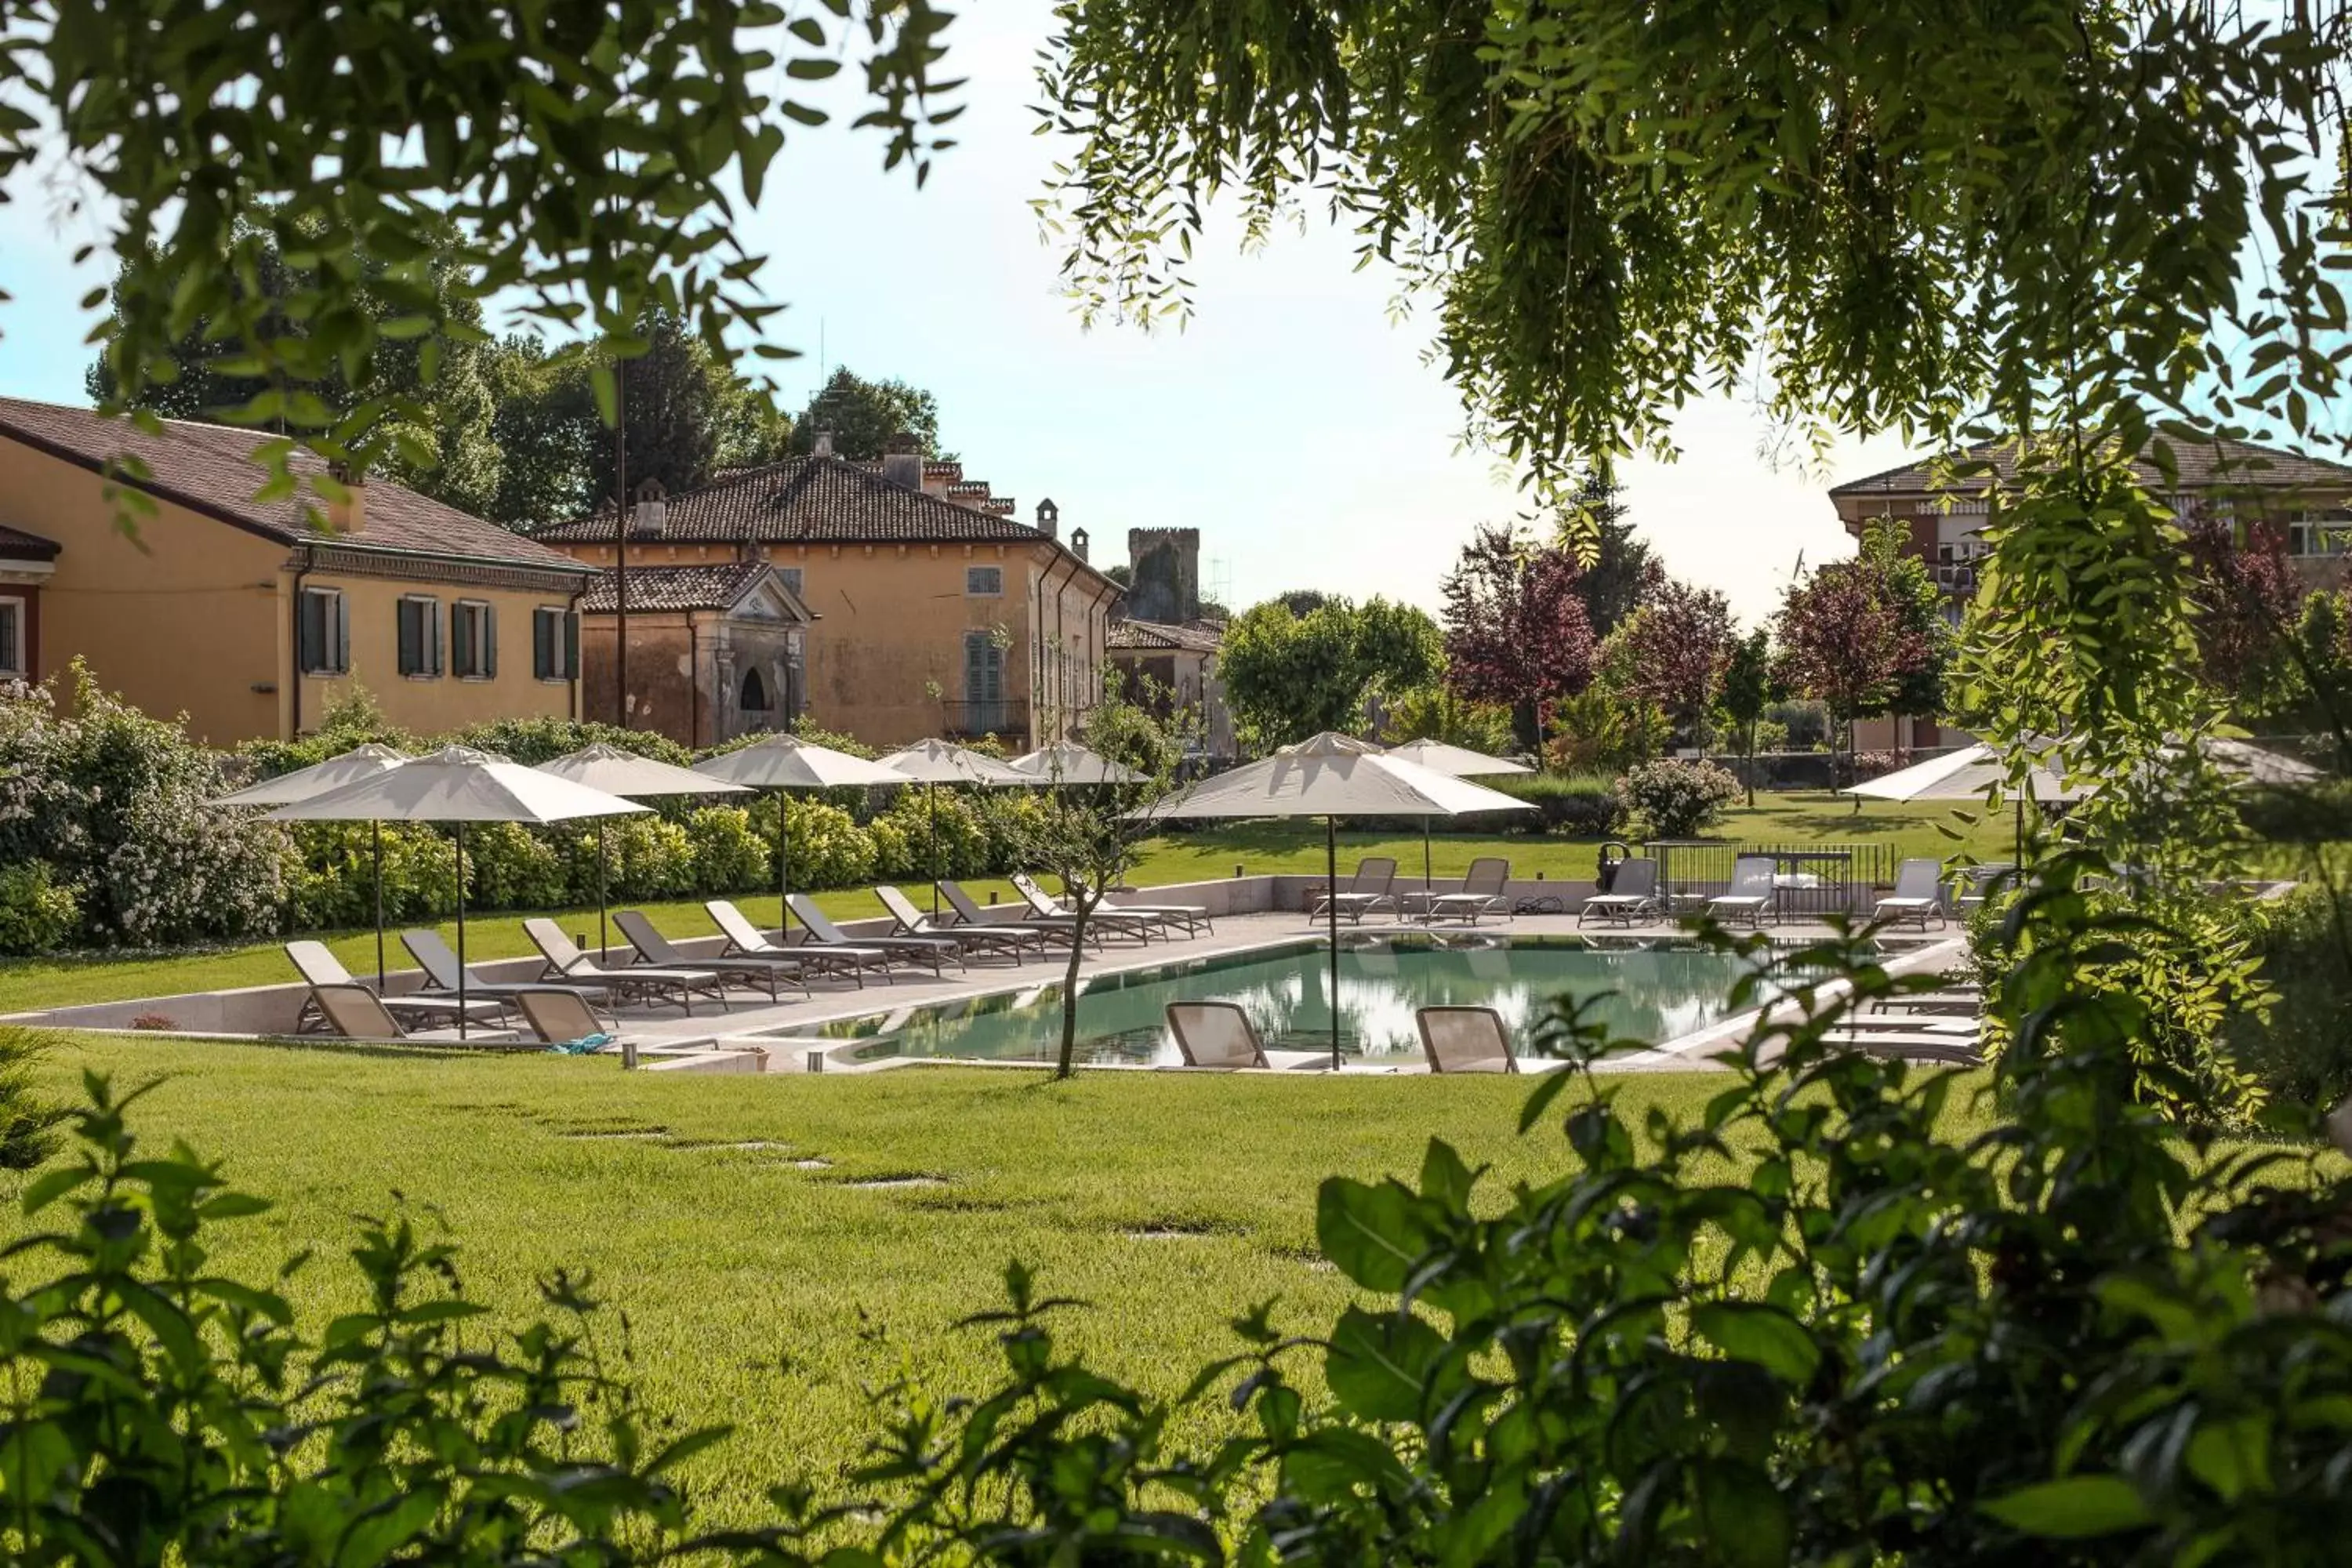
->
[
  {"left": 1866, "top": 989, "right": 1982, "bottom": 1015},
  {"left": 938, "top": 880, "right": 1087, "bottom": 949},
  {"left": 1416, "top": 1006, "right": 1519, "bottom": 1073},
  {"left": 1875, "top": 858, "right": 1949, "bottom": 930},
  {"left": 1579, "top": 858, "right": 1661, "bottom": 927},
  {"left": 1008, "top": 873, "right": 1157, "bottom": 943},
  {"left": 306, "top": 983, "right": 524, "bottom": 1047},
  {"left": 524, "top": 918, "right": 725, "bottom": 1014},
  {"left": 1428, "top": 858, "right": 1512, "bottom": 926},
  {"left": 786, "top": 893, "right": 963, "bottom": 974},
  {"left": 510, "top": 987, "right": 719, "bottom": 1061},
  {"left": 1165, "top": 1002, "right": 1273, "bottom": 1069},
  {"left": 285, "top": 940, "right": 506, "bottom": 1033},
  {"left": 705, "top": 899, "right": 891, "bottom": 985},
  {"left": 1085, "top": 879, "right": 1212, "bottom": 936},
  {"left": 1306, "top": 856, "right": 1399, "bottom": 925},
  {"left": 1707, "top": 856, "right": 1777, "bottom": 927},
  {"left": 612, "top": 909, "right": 810, "bottom": 1002},
  {"left": 401, "top": 928, "right": 613, "bottom": 1008},
  {"left": 877, "top": 885, "right": 1045, "bottom": 961},
  {"left": 1834, "top": 1031, "right": 1984, "bottom": 1065}
]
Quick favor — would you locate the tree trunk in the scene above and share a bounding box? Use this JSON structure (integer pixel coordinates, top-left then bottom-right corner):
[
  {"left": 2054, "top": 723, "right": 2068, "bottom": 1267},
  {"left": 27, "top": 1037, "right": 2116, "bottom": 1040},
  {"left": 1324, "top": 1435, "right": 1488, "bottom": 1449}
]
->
[
  {"left": 1512, "top": 696, "right": 1540, "bottom": 756},
  {"left": 1744, "top": 717, "right": 1757, "bottom": 808},
  {"left": 1055, "top": 894, "right": 1090, "bottom": 1080}
]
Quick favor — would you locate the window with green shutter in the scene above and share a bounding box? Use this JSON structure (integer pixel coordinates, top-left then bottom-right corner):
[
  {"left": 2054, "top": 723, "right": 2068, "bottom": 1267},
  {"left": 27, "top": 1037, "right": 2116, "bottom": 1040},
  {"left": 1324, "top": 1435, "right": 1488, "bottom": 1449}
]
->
[
  {"left": 397, "top": 596, "right": 441, "bottom": 677},
  {"left": 533, "top": 606, "right": 580, "bottom": 681},
  {"left": 299, "top": 588, "right": 348, "bottom": 675},
  {"left": 452, "top": 601, "right": 495, "bottom": 679}
]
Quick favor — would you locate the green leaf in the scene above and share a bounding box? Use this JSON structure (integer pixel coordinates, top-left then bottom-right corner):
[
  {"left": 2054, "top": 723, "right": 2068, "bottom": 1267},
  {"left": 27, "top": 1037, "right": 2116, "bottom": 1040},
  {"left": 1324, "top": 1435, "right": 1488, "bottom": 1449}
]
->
[
  {"left": 1695, "top": 1458, "right": 1791, "bottom": 1568},
  {"left": 1690, "top": 1301, "right": 1820, "bottom": 1385},
  {"left": 1315, "top": 1178, "right": 1429, "bottom": 1291},
  {"left": 1323, "top": 1305, "right": 1449, "bottom": 1423},
  {"left": 1982, "top": 1475, "right": 2153, "bottom": 1537}
]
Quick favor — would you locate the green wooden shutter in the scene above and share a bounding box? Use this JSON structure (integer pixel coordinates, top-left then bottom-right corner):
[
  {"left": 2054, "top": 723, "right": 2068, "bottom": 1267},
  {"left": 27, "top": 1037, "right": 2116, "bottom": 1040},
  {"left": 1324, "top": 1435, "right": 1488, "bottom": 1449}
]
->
[
  {"left": 483, "top": 604, "right": 497, "bottom": 677},
  {"left": 334, "top": 593, "right": 348, "bottom": 673},
  {"left": 532, "top": 609, "right": 551, "bottom": 679},
  {"left": 299, "top": 593, "right": 324, "bottom": 672},
  {"left": 452, "top": 604, "right": 473, "bottom": 677},
  {"left": 563, "top": 612, "right": 579, "bottom": 678},
  {"left": 397, "top": 601, "right": 419, "bottom": 675},
  {"left": 428, "top": 601, "right": 443, "bottom": 676}
]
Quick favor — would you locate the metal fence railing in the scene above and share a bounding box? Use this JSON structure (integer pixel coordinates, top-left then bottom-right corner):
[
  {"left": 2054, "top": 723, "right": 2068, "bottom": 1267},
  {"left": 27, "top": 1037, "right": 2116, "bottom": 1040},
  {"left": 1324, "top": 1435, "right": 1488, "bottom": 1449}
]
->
[{"left": 1643, "top": 839, "right": 1900, "bottom": 918}]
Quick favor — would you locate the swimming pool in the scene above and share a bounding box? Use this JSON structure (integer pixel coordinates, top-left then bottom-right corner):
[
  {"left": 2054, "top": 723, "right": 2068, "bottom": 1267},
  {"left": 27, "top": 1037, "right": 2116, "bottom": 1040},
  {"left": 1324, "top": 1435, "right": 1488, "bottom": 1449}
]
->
[{"left": 776, "top": 936, "right": 1780, "bottom": 1068}]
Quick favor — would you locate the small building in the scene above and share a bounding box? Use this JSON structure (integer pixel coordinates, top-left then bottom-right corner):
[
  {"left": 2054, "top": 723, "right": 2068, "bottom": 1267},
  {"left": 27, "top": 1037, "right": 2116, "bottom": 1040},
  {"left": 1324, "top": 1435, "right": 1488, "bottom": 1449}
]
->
[
  {"left": 577, "top": 561, "right": 815, "bottom": 749},
  {"left": 537, "top": 439, "right": 1121, "bottom": 749},
  {"left": 0, "top": 397, "right": 595, "bottom": 744},
  {"left": 1104, "top": 526, "right": 1232, "bottom": 760},
  {"left": 1829, "top": 434, "right": 2352, "bottom": 753}
]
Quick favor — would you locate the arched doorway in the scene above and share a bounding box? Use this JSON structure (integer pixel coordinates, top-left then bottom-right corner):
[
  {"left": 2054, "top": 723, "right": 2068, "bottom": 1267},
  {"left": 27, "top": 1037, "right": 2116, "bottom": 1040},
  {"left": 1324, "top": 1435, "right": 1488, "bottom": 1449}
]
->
[{"left": 739, "top": 664, "right": 771, "bottom": 717}]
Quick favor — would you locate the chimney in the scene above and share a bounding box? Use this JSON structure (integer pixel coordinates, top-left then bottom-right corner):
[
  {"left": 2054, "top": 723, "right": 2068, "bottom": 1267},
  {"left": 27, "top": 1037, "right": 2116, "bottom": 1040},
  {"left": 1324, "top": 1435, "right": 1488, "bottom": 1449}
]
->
[
  {"left": 1035, "top": 498, "right": 1059, "bottom": 540},
  {"left": 812, "top": 430, "right": 834, "bottom": 457},
  {"left": 880, "top": 430, "right": 923, "bottom": 492},
  {"left": 632, "top": 477, "right": 668, "bottom": 537},
  {"left": 324, "top": 462, "right": 365, "bottom": 535},
  {"left": 1070, "top": 525, "right": 1090, "bottom": 564}
]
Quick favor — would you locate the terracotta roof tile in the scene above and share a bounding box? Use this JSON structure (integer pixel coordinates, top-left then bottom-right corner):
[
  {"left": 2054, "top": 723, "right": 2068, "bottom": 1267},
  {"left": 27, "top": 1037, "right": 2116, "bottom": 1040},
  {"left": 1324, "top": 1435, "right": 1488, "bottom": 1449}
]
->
[
  {"left": 0, "top": 523, "right": 60, "bottom": 560},
  {"left": 1831, "top": 434, "right": 2352, "bottom": 498},
  {"left": 581, "top": 561, "right": 779, "bottom": 613},
  {"left": 1108, "top": 618, "right": 1223, "bottom": 654},
  {"left": 539, "top": 454, "right": 1058, "bottom": 548},
  {"left": 0, "top": 397, "right": 590, "bottom": 574}
]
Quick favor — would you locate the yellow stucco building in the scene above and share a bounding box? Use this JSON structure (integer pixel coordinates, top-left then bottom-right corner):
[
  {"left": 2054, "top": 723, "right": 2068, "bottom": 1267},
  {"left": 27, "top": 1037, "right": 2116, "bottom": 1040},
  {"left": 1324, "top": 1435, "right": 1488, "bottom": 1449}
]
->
[
  {"left": 0, "top": 397, "right": 596, "bottom": 744},
  {"left": 538, "top": 441, "right": 1123, "bottom": 750}
]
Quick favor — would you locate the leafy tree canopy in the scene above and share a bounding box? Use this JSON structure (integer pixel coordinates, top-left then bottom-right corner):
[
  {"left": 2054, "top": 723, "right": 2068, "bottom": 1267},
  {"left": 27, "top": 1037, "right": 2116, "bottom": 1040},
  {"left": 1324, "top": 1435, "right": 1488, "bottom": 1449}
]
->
[
  {"left": 1440, "top": 524, "right": 1595, "bottom": 747},
  {"left": 788, "top": 367, "right": 946, "bottom": 460},
  {"left": 1221, "top": 596, "right": 1442, "bottom": 750}
]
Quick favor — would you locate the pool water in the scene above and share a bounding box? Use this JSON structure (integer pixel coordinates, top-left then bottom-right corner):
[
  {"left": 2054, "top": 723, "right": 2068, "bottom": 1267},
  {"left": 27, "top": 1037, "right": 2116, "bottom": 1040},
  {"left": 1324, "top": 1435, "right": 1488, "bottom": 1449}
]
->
[{"left": 782, "top": 937, "right": 1775, "bottom": 1068}]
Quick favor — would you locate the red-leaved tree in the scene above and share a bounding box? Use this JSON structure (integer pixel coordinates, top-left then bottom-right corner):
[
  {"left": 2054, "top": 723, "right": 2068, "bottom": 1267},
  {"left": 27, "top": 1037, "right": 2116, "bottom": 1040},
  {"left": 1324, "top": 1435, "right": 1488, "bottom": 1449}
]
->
[
  {"left": 1441, "top": 525, "right": 1596, "bottom": 748},
  {"left": 2183, "top": 515, "right": 2307, "bottom": 717},
  {"left": 1615, "top": 577, "right": 1734, "bottom": 742},
  {"left": 1774, "top": 558, "right": 1928, "bottom": 781}
]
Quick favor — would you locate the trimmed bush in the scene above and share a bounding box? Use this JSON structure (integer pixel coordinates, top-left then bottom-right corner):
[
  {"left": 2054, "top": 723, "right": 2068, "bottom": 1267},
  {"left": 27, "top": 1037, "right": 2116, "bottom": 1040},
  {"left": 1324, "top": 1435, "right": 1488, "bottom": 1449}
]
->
[
  {"left": 465, "top": 822, "right": 571, "bottom": 912},
  {"left": 448, "top": 714, "right": 692, "bottom": 768},
  {"left": 1616, "top": 757, "right": 1741, "bottom": 837},
  {"left": 0, "top": 862, "right": 78, "bottom": 956},
  {"left": 1491, "top": 771, "right": 1628, "bottom": 837},
  {"left": 780, "top": 799, "right": 877, "bottom": 891},
  {"left": 283, "top": 822, "right": 463, "bottom": 929},
  {"left": 687, "top": 805, "right": 773, "bottom": 894}
]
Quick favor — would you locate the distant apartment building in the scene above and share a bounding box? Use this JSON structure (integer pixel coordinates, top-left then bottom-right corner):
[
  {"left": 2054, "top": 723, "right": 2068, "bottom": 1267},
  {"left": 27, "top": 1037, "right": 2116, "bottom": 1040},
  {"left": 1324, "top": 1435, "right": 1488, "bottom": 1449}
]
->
[
  {"left": 0, "top": 397, "right": 593, "bottom": 744},
  {"left": 536, "top": 438, "right": 1121, "bottom": 749}
]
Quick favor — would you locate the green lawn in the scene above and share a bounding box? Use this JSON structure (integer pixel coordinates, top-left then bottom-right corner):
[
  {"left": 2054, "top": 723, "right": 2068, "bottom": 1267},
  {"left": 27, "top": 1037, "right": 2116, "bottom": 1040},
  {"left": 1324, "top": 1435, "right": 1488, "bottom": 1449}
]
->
[
  {"left": 0, "top": 1035, "right": 1990, "bottom": 1523},
  {"left": 0, "top": 794, "right": 1999, "bottom": 1014}
]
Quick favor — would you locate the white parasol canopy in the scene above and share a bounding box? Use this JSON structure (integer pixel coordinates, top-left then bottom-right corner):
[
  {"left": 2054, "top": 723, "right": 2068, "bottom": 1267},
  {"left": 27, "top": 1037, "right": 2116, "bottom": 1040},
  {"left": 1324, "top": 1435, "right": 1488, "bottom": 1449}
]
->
[
  {"left": 1841, "top": 744, "right": 2091, "bottom": 805},
  {"left": 1008, "top": 740, "right": 1148, "bottom": 786},
  {"left": 1381, "top": 738, "right": 1534, "bottom": 779},
  {"left": 537, "top": 742, "right": 748, "bottom": 957},
  {"left": 267, "top": 746, "right": 647, "bottom": 1039},
  {"left": 211, "top": 742, "right": 409, "bottom": 807},
  {"left": 690, "top": 734, "right": 904, "bottom": 934},
  {"left": 1141, "top": 732, "right": 1534, "bottom": 1065},
  {"left": 212, "top": 742, "right": 411, "bottom": 985},
  {"left": 878, "top": 738, "right": 1034, "bottom": 786}
]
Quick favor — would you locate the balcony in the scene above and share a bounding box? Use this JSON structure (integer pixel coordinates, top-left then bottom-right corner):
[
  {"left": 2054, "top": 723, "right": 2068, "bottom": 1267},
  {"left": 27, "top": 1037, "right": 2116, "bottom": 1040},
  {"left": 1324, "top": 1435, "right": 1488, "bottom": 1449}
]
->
[{"left": 940, "top": 699, "right": 1024, "bottom": 744}]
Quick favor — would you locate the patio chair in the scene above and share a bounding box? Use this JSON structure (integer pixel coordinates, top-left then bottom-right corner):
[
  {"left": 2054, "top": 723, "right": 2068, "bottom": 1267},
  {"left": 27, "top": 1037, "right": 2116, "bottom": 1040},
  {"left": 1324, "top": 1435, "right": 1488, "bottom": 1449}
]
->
[
  {"left": 285, "top": 940, "right": 506, "bottom": 1033},
  {"left": 938, "top": 880, "right": 1087, "bottom": 949},
  {"left": 1082, "top": 877, "right": 1213, "bottom": 937},
  {"left": 1427, "top": 858, "right": 1512, "bottom": 927},
  {"left": 1305, "top": 857, "right": 1399, "bottom": 926},
  {"left": 1415, "top": 1006, "right": 1520, "bottom": 1073},
  {"left": 1165, "top": 1002, "right": 1272, "bottom": 1069},
  {"left": 1874, "top": 858, "right": 1949, "bottom": 930},
  {"left": 1578, "top": 858, "right": 1660, "bottom": 927},
  {"left": 705, "top": 899, "right": 891, "bottom": 986},
  {"left": 1836, "top": 1031, "right": 1985, "bottom": 1066},
  {"left": 612, "top": 909, "right": 811, "bottom": 1002},
  {"left": 1008, "top": 873, "right": 1158, "bottom": 943},
  {"left": 1706, "top": 856, "right": 1777, "bottom": 927},
  {"left": 307, "top": 983, "right": 523, "bottom": 1047},
  {"left": 510, "top": 986, "right": 718, "bottom": 1061},
  {"left": 524, "top": 918, "right": 726, "bottom": 1014},
  {"left": 877, "top": 885, "right": 1046, "bottom": 962},
  {"left": 401, "top": 928, "right": 613, "bottom": 1009},
  {"left": 787, "top": 893, "right": 963, "bottom": 974}
]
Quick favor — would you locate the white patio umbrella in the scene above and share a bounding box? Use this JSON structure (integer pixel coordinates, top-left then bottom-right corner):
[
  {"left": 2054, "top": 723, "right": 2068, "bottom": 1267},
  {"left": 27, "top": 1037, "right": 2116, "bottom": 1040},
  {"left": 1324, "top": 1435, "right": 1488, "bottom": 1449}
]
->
[
  {"left": 535, "top": 743, "right": 750, "bottom": 960},
  {"left": 1138, "top": 732, "right": 1535, "bottom": 1066},
  {"left": 1008, "top": 740, "right": 1148, "bottom": 786},
  {"left": 879, "top": 739, "right": 1036, "bottom": 917},
  {"left": 1840, "top": 742, "right": 2089, "bottom": 864},
  {"left": 690, "top": 734, "right": 904, "bottom": 933},
  {"left": 211, "top": 742, "right": 408, "bottom": 986},
  {"left": 1382, "top": 739, "right": 1535, "bottom": 908},
  {"left": 267, "top": 746, "right": 647, "bottom": 1038}
]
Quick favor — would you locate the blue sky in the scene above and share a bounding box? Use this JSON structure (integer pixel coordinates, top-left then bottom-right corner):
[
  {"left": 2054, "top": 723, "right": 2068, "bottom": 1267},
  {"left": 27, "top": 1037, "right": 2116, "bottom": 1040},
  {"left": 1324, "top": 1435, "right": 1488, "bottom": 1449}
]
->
[{"left": 0, "top": 0, "right": 1912, "bottom": 623}]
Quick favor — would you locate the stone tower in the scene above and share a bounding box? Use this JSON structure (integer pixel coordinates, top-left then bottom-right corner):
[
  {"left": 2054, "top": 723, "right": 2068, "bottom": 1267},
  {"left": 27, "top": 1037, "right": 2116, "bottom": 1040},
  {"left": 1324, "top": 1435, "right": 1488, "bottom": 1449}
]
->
[{"left": 1124, "top": 527, "right": 1200, "bottom": 623}]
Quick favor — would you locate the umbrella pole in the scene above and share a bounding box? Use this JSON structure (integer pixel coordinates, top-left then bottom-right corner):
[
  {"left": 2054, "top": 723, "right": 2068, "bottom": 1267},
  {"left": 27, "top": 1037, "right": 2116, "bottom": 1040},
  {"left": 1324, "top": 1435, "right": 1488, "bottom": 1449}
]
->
[
  {"left": 776, "top": 788, "right": 792, "bottom": 936},
  {"left": 929, "top": 782, "right": 942, "bottom": 919},
  {"left": 1422, "top": 816, "right": 1434, "bottom": 926},
  {"left": 597, "top": 818, "right": 609, "bottom": 962},
  {"left": 372, "top": 819, "right": 386, "bottom": 989},
  {"left": 455, "top": 821, "right": 468, "bottom": 1043},
  {"left": 1327, "top": 815, "right": 1341, "bottom": 1069}
]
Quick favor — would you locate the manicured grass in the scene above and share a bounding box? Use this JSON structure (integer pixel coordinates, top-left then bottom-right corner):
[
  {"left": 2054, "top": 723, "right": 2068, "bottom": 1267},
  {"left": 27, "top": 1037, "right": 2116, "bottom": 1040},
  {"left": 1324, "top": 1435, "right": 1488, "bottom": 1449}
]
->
[
  {"left": 0, "top": 794, "right": 1997, "bottom": 1014},
  {"left": 0, "top": 1034, "right": 1994, "bottom": 1523}
]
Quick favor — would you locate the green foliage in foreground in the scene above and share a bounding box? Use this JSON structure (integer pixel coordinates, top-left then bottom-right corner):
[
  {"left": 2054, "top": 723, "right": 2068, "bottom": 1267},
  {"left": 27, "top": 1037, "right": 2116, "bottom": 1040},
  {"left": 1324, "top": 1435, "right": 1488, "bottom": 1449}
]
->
[{"left": 9, "top": 856, "right": 2352, "bottom": 1562}]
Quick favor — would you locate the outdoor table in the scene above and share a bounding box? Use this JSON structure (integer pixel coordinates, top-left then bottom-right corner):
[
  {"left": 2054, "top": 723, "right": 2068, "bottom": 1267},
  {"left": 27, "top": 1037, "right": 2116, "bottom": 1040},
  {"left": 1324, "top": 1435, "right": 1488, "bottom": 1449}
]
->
[{"left": 1768, "top": 848, "right": 1853, "bottom": 921}]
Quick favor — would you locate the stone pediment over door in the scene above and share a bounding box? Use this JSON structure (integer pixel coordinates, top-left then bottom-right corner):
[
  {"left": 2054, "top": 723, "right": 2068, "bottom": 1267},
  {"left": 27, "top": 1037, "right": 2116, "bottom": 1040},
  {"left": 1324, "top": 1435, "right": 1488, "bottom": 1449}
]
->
[{"left": 730, "top": 572, "right": 815, "bottom": 625}]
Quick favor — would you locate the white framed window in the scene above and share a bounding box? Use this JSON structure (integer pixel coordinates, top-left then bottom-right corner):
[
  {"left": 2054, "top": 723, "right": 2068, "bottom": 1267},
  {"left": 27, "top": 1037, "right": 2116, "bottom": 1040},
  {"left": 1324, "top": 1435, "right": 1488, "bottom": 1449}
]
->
[
  {"left": 0, "top": 596, "right": 22, "bottom": 677},
  {"left": 452, "top": 600, "right": 497, "bottom": 680},
  {"left": 966, "top": 564, "right": 1004, "bottom": 597},
  {"left": 532, "top": 607, "right": 579, "bottom": 681},
  {"left": 298, "top": 587, "right": 348, "bottom": 675},
  {"left": 397, "top": 595, "right": 442, "bottom": 678},
  {"left": 2286, "top": 509, "right": 2351, "bottom": 557}
]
